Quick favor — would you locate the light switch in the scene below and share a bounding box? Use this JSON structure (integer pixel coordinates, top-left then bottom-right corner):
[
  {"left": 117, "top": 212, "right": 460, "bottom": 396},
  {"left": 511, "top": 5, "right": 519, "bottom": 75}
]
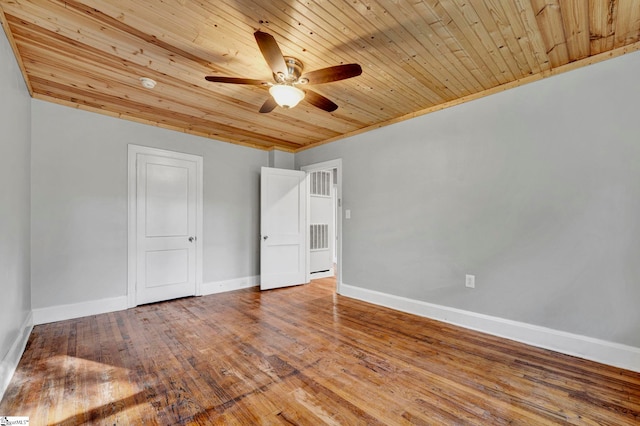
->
[{"left": 345, "top": 209, "right": 351, "bottom": 219}]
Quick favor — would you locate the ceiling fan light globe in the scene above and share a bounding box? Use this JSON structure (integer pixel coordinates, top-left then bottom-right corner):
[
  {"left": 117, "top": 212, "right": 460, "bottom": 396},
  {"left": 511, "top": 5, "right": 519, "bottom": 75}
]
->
[{"left": 269, "top": 85, "right": 305, "bottom": 108}]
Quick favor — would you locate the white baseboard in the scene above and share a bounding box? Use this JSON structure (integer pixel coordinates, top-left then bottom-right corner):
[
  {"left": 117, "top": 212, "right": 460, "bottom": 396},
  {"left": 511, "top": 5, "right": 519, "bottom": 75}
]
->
[
  {"left": 310, "top": 269, "right": 335, "bottom": 280},
  {"left": 0, "top": 311, "right": 33, "bottom": 401},
  {"left": 340, "top": 283, "right": 640, "bottom": 373},
  {"left": 201, "top": 275, "right": 259, "bottom": 295},
  {"left": 32, "top": 276, "right": 261, "bottom": 326},
  {"left": 33, "top": 296, "right": 128, "bottom": 325}
]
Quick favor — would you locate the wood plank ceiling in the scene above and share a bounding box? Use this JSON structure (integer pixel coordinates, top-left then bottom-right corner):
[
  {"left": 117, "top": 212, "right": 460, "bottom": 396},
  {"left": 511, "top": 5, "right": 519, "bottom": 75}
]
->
[{"left": 1, "top": 1, "right": 639, "bottom": 152}]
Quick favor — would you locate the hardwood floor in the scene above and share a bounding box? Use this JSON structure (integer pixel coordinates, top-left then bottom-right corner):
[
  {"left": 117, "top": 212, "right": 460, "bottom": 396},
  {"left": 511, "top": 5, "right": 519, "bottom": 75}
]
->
[{"left": 2, "top": 277, "right": 639, "bottom": 425}]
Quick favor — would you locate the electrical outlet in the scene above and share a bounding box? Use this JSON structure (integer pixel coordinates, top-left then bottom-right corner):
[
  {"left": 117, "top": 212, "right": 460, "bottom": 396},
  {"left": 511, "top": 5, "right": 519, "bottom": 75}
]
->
[{"left": 465, "top": 274, "right": 475, "bottom": 288}]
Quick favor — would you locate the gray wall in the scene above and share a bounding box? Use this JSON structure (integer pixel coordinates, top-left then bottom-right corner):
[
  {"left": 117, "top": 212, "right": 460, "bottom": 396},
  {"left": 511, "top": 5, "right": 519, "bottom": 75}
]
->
[
  {"left": 268, "top": 149, "right": 295, "bottom": 169},
  {"left": 296, "top": 51, "right": 640, "bottom": 347},
  {"left": 31, "top": 101, "right": 267, "bottom": 309},
  {"left": 0, "top": 29, "right": 31, "bottom": 359}
]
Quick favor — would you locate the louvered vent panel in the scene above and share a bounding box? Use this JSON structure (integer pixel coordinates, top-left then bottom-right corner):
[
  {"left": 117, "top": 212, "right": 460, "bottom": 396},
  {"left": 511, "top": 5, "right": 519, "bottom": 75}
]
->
[
  {"left": 310, "top": 171, "right": 331, "bottom": 197},
  {"left": 310, "top": 224, "right": 329, "bottom": 250}
]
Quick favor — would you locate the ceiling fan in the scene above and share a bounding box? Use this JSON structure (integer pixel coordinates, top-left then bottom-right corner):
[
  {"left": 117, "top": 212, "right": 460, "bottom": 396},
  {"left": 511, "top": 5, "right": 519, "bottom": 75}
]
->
[{"left": 205, "top": 30, "right": 362, "bottom": 113}]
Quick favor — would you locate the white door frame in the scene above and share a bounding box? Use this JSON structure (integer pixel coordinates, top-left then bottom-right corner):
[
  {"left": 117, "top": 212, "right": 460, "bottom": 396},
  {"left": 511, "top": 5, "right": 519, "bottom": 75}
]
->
[
  {"left": 127, "top": 144, "right": 203, "bottom": 308},
  {"left": 301, "top": 159, "right": 343, "bottom": 293}
]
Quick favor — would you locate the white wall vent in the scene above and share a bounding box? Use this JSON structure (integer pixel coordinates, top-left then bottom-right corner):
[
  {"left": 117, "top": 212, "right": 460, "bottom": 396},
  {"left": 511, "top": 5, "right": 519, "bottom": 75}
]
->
[
  {"left": 310, "top": 224, "right": 329, "bottom": 251},
  {"left": 310, "top": 170, "right": 331, "bottom": 197}
]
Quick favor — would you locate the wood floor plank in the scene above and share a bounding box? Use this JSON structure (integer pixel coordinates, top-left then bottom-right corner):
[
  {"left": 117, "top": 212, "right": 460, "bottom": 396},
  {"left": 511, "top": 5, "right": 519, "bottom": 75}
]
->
[{"left": 1, "top": 277, "right": 639, "bottom": 424}]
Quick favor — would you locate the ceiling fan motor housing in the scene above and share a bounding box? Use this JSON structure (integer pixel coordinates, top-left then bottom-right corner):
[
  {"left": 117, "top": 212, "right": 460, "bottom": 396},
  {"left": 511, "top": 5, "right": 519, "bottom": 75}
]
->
[{"left": 280, "top": 57, "right": 304, "bottom": 83}]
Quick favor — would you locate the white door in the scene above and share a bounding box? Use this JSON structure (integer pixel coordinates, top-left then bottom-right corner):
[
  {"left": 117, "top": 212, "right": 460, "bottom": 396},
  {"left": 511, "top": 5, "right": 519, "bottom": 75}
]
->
[
  {"left": 129, "top": 147, "right": 202, "bottom": 306},
  {"left": 260, "top": 167, "right": 308, "bottom": 290}
]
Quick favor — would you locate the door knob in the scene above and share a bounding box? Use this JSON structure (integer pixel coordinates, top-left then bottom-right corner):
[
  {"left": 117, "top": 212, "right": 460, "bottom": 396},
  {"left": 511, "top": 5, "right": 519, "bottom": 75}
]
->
[
  {"left": 189, "top": 236, "right": 196, "bottom": 242},
  {"left": 263, "top": 235, "right": 269, "bottom": 240}
]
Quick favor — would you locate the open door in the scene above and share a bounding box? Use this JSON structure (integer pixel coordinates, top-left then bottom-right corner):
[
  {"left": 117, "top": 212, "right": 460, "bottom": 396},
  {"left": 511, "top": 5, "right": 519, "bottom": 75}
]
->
[{"left": 260, "top": 167, "right": 308, "bottom": 290}]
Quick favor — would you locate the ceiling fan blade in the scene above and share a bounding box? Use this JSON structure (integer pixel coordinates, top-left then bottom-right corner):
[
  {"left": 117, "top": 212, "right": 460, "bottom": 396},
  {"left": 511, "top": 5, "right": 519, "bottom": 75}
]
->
[
  {"left": 259, "top": 96, "right": 278, "bottom": 113},
  {"left": 254, "top": 31, "right": 288, "bottom": 77},
  {"left": 301, "top": 64, "right": 362, "bottom": 85},
  {"left": 205, "top": 76, "right": 267, "bottom": 85},
  {"left": 304, "top": 89, "right": 338, "bottom": 112}
]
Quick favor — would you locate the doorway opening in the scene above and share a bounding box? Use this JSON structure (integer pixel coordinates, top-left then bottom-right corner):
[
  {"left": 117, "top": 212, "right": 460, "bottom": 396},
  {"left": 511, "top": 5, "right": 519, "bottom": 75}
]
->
[{"left": 302, "top": 159, "right": 342, "bottom": 294}]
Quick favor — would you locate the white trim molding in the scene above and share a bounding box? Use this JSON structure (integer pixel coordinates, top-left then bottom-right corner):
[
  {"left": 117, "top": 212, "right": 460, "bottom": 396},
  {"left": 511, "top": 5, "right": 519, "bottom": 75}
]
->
[
  {"left": 309, "top": 269, "right": 335, "bottom": 280},
  {"left": 33, "top": 296, "right": 128, "bottom": 325},
  {"left": 30, "top": 275, "right": 260, "bottom": 327},
  {"left": 340, "top": 283, "right": 640, "bottom": 373},
  {"left": 0, "top": 312, "right": 34, "bottom": 401},
  {"left": 201, "top": 275, "right": 260, "bottom": 295}
]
